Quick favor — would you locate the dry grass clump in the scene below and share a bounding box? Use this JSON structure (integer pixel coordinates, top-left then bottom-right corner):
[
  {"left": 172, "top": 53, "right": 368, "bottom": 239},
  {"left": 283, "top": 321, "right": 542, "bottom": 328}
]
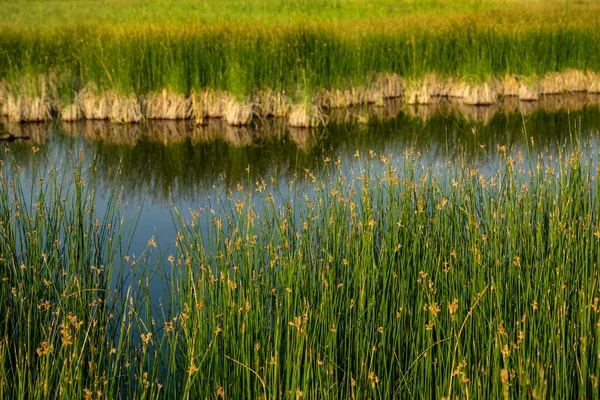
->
[
  {"left": 366, "top": 73, "right": 404, "bottom": 106},
  {"left": 560, "top": 69, "right": 589, "bottom": 92},
  {"left": 6, "top": 95, "right": 52, "bottom": 122},
  {"left": 288, "top": 104, "right": 325, "bottom": 128},
  {"left": 60, "top": 103, "right": 83, "bottom": 121},
  {"left": 203, "top": 89, "right": 229, "bottom": 118},
  {"left": 79, "top": 84, "right": 114, "bottom": 119},
  {"left": 190, "top": 90, "right": 207, "bottom": 125},
  {"left": 538, "top": 70, "right": 589, "bottom": 95},
  {"left": 404, "top": 75, "right": 444, "bottom": 104},
  {"left": 0, "top": 81, "right": 7, "bottom": 116},
  {"left": 321, "top": 88, "right": 365, "bottom": 108},
  {"left": 190, "top": 89, "right": 230, "bottom": 125},
  {"left": 501, "top": 75, "right": 539, "bottom": 100},
  {"left": 110, "top": 95, "right": 144, "bottom": 123},
  {"left": 540, "top": 72, "right": 566, "bottom": 94},
  {"left": 516, "top": 78, "right": 539, "bottom": 101},
  {"left": 379, "top": 73, "right": 404, "bottom": 99},
  {"left": 225, "top": 99, "right": 253, "bottom": 126},
  {"left": 502, "top": 75, "right": 521, "bottom": 97},
  {"left": 78, "top": 85, "right": 143, "bottom": 123},
  {"left": 254, "top": 89, "right": 290, "bottom": 117},
  {"left": 144, "top": 90, "right": 192, "bottom": 120},
  {"left": 586, "top": 72, "right": 600, "bottom": 93},
  {"left": 1, "top": 74, "right": 57, "bottom": 122},
  {"left": 449, "top": 81, "right": 498, "bottom": 105}
]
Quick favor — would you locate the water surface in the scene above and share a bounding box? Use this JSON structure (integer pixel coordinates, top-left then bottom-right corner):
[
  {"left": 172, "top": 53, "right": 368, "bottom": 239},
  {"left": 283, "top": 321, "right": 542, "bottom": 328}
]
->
[{"left": 2, "top": 105, "right": 600, "bottom": 299}]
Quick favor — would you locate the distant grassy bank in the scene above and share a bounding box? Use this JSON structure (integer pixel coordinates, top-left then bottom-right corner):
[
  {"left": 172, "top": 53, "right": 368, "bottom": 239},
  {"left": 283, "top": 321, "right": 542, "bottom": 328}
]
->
[{"left": 1, "top": 1, "right": 600, "bottom": 124}]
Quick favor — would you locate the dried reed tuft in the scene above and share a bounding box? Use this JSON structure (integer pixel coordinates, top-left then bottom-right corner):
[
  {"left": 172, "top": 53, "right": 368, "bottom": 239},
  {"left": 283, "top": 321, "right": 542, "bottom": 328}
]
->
[
  {"left": 60, "top": 103, "right": 83, "bottom": 122},
  {"left": 461, "top": 82, "right": 498, "bottom": 106},
  {"left": 587, "top": 72, "right": 600, "bottom": 93},
  {"left": 502, "top": 75, "right": 521, "bottom": 97},
  {"left": 110, "top": 95, "right": 144, "bottom": 123},
  {"left": 517, "top": 81, "right": 539, "bottom": 101},
  {"left": 204, "top": 89, "right": 229, "bottom": 118},
  {"left": 288, "top": 104, "right": 325, "bottom": 128},
  {"left": 79, "top": 85, "right": 114, "bottom": 120},
  {"left": 322, "top": 88, "right": 365, "bottom": 109},
  {"left": 225, "top": 99, "right": 253, "bottom": 126},
  {"left": 366, "top": 74, "right": 404, "bottom": 106},
  {"left": 190, "top": 89, "right": 230, "bottom": 124},
  {"left": 0, "top": 81, "right": 7, "bottom": 116},
  {"left": 404, "top": 75, "right": 443, "bottom": 105},
  {"left": 538, "top": 70, "right": 589, "bottom": 95},
  {"left": 254, "top": 90, "right": 290, "bottom": 117},
  {"left": 560, "top": 69, "right": 589, "bottom": 92},
  {"left": 7, "top": 95, "right": 52, "bottom": 123},
  {"left": 540, "top": 72, "right": 566, "bottom": 95},
  {"left": 144, "top": 90, "right": 192, "bottom": 120}
]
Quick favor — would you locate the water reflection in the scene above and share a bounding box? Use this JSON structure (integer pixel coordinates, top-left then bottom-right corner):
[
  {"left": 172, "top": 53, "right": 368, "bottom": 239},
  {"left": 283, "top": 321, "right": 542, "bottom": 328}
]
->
[
  {"left": 2, "top": 105, "right": 600, "bottom": 205},
  {"left": 3, "top": 105, "right": 600, "bottom": 308}
]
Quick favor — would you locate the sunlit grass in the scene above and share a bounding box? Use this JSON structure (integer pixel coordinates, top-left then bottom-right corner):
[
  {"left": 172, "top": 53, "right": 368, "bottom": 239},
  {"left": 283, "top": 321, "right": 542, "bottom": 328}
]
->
[
  {"left": 2, "top": 136, "right": 600, "bottom": 397},
  {"left": 0, "top": 0, "right": 585, "bottom": 28},
  {"left": 1, "top": 2, "right": 599, "bottom": 107}
]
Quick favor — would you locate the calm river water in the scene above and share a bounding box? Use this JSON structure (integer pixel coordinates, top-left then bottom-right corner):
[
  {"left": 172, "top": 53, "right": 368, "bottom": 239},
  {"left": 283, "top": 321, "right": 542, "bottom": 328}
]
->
[{"left": 2, "top": 102, "right": 600, "bottom": 300}]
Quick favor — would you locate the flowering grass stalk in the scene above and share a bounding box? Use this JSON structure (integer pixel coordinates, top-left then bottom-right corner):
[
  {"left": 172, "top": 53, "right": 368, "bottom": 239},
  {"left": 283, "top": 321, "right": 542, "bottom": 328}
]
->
[{"left": 2, "top": 136, "right": 600, "bottom": 397}]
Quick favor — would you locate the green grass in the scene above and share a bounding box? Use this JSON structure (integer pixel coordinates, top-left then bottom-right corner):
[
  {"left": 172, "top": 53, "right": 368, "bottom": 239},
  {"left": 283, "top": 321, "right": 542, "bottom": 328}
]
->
[
  {"left": 2, "top": 135, "right": 600, "bottom": 397},
  {"left": 0, "top": 0, "right": 580, "bottom": 28},
  {"left": 1, "top": 1, "right": 600, "bottom": 106}
]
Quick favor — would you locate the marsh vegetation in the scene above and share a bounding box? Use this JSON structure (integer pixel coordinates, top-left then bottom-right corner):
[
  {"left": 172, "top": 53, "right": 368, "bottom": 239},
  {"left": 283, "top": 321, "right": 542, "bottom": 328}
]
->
[
  {"left": 2, "top": 131, "right": 600, "bottom": 397},
  {"left": 3, "top": 1, "right": 600, "bottom": 398},
  {"left": 1, "top": 1, "right": 600, "bottom": 125}
]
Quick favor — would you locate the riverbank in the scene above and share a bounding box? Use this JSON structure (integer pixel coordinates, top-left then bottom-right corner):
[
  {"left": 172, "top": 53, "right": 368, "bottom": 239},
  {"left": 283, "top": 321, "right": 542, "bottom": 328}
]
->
[
  {"left": 2, "top": 70, "right": 600, "bottom": 126},
  {"left": 1, "top": 1, "right": 600, "bottom": 126},
  {"left": 3, "top": 90, "right": 600, "bottom": 148}
]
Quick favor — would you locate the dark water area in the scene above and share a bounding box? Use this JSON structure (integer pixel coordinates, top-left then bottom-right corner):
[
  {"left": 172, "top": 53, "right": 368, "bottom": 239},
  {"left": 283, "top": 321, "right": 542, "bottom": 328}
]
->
[{"left": 2, "top": 105, "right": 600, "bottom": 301}]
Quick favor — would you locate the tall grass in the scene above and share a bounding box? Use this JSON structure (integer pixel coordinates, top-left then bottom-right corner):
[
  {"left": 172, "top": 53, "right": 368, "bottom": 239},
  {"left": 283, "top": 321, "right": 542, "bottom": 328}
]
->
[
  {"left": 0, "top": 150, "right": 155, "bottom": 398},
  {"left": 3, "top": 136, "right": 600, "bottom": 397},
  {"left": 1, "top": 5, "right": 600, "bottom": 106},
  {"left": 165, "top": 141, "right": 600, "bottom": 398}
]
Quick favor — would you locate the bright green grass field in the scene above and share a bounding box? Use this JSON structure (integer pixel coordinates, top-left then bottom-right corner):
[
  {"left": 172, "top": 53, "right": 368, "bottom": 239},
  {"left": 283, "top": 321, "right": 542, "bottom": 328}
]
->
[
  {"left": 0, "top": 0, "right": 583, "bottom": 28},
  {"left": 1, "top": 0, "right": 600, "bottom": 107}
]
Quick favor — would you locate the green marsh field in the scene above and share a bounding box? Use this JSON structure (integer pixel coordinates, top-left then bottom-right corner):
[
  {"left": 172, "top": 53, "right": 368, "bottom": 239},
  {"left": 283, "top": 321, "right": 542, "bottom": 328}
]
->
[
  {"left": 2, "top": 0, "right": 600, "bottom": 124},
  {"left": 2, "top": 1, "right": 600, "bottom": 399}
]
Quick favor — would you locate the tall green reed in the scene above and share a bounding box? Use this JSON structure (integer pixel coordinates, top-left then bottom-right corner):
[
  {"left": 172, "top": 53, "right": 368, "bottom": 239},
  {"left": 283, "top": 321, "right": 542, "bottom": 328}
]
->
[
  {"left": 0, "top": 148, "right": 160, "bottom": 399},
  {"left": 1, "top": 7, "right": 599, "bottom": 104},
  {"left": 165, "top": 141, "right": 600, "bottom": 398},
  {"left": 2, "top": 134, "right": 600, "bottom": 398}
]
